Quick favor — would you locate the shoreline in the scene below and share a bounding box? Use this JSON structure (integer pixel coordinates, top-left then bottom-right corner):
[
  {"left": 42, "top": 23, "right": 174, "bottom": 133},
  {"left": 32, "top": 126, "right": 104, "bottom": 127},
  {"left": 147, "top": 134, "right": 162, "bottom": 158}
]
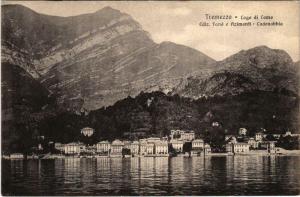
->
[{"left": 3, "top": 150, "right": 300, "bottom": 160}]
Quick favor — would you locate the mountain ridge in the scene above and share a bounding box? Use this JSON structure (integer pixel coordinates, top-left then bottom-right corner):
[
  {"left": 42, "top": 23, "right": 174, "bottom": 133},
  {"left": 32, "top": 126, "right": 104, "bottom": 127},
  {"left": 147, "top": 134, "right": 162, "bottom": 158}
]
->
[{"left": 2, "top": 4, "right": 216, "bottom": 111}]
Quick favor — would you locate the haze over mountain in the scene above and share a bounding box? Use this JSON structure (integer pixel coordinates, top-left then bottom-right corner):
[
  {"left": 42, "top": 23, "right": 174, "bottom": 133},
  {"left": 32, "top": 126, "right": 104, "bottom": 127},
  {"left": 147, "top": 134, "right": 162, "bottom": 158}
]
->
[{"left": 1, "top": 4, "right": 299, "bottom": 152}]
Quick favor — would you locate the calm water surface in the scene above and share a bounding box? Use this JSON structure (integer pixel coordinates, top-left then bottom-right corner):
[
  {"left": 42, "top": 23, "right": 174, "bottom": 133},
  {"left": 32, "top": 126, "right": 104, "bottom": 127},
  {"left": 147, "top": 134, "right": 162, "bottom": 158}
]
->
[{"left": 2, "top": 156, "right": 300, "bottom": 195}]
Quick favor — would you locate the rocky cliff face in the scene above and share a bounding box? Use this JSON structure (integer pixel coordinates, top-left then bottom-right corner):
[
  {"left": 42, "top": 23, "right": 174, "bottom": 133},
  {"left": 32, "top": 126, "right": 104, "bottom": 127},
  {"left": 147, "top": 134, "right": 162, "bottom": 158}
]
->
[
  {"left": 2, "top": 4, "right": 215, "bottom": 111},
  {"left": 177, "top": 46, "right": 299, "bottom": 98}
]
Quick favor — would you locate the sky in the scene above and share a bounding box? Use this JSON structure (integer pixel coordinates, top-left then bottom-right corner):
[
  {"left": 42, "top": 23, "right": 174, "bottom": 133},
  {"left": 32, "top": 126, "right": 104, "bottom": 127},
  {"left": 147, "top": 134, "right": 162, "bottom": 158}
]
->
[{"left": 3, "top": 1, "right": 300, "bottom": 61}]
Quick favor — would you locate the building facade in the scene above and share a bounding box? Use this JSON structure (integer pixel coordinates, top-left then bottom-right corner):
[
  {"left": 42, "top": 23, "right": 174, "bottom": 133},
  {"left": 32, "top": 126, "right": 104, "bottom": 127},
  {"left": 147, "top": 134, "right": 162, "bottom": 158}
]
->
[
  {"left": 248, "top": 138, "right": 258, "bottom": 149},
  {"left": 204, "top": 144, "right": 211, "bottom": 154},
  {"left": 96, "top": 141, "right": 111, "bottom": 153},
  {"left": 233, "top": 143, "right": 250, "bottom": 153},
  {"left": 130, "top": 141, "right": 139, "bottom": 154},
  {"left": 255, "top": 132, "right": 263, "bottom": 141},
  {"left": 111, "top": 140, "right": 124, "bottom": 154},
  {"left": 155, "top": 141, "right": 168, "bottom": 155},
  {"left": 81, "top": 127, "right": 94, "bottom": 137},
  {"left": 239, "top": 128, "right": 247, "bottom": 136},
  {"left": 170, "top": 139, "right": 184, "bottom": 152},
  {"left": 139, "top": 140, "right": 147, "bottom": 156},
  {"left": 64, "top": 143, "right": 81, "bottom": 155},
  {"left": 146, "top": 143, "right": 154, "bottom": 155}
]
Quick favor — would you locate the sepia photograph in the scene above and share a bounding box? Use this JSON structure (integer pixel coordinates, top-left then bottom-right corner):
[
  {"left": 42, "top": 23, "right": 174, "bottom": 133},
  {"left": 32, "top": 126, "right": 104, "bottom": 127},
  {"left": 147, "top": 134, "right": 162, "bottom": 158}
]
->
[{"left": 1, "top": 1, "right": 300, "bottom": 196}]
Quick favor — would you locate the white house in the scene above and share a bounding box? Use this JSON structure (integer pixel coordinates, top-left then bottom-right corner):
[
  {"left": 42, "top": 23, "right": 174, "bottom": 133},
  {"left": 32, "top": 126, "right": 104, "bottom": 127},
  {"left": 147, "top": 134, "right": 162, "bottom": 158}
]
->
[
  {"left": 180, "top": 131, "right": 195, "bottom": 141},
  {"left": 130, "top": 141, "right": 139, "bottom": 154},
  {"left": 192, "top": 139, "right": 204, "bottom": 150},
  {"left": 248, "top": 138, "right": 258, "bottom": 149},
  {"left": 111, "top": 140, "right": 124, "bottom": 154},
  {"left": 239, "top": 128, "right": 247, "bottom": 136},
  {"left": 139, "top": 140, "right": 147, "bottom": 156},
  {"left": 96, "top": 141, "right": 111, "bottom": 153},
  {"left": 233, "top": 143, "right": 250, "bottom": 153},
  {"left": 170, "top": 139, "right": 184, "bottom": 152},
  {"left": 146, "top": 143, "right": 154, "bottom": 155},
  {"left": 64, "top": 142, "right": 81, "bottom": 155},
  {"left": 81, "top": 127, "right": 94, "bottom": 137},
  {"left": 204, "top": 144, "right": 211, "bottom": 154},
  {"left": 255, "top": 132, "right": 264, "bottom": 141},
  {"left": 155, "top": 141, "right": 168, "bottom": 155}
]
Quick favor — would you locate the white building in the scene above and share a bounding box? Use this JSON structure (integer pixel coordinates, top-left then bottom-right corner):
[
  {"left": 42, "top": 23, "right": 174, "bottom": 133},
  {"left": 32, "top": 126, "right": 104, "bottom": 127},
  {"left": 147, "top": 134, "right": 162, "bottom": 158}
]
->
[
  {"left": 170, "top": 130, "right": 195, "bottom": 141},
  {"left": 81, "top": 127, "right": 94, "bottom": 137},
  {"left": 192, "top": 139, "right": 204, "bottom": 149},
  {"left": 255, "top": 132, "right": 264, "bottom": 141},
  {"left": 155, "top": 141, "right": 168, "bottom": 155},
  {"left": 248, "top": 138, "right": 258, "bottom": 149},
  {"left": 146, "top": 143, "right": 154, "bottom": 155},
  {"left": 64, "top": 142, "right": 81, "bottom": 155},
  {"left": 204, "top": 144, "right": 211, "bottom": 154},
  {"left": 233, "top": 143, "right": 250, "bottom": 153},
  {"left": 96, "top": 141, "right": 111, "bottom": 153},
  {"left": 111, "top": 140, "right": 124, "bottom": 154},
  {"left": 130, "top": 141, "right": 139, "bottom": 154},
  {"left": 181, "top": 131, "right": 195, "bottom": 141},
  {"left": 239, "top": 128, "right": 247, "bottom": 136},
  {"left": 170, "top": 139, "right": 184, "bottom": 152},
  {"left": 139, "top": 140, "right": 147, "bottom": 156},
  {"left": 10, "top": 153, "right": 24, "bottom": 159}
]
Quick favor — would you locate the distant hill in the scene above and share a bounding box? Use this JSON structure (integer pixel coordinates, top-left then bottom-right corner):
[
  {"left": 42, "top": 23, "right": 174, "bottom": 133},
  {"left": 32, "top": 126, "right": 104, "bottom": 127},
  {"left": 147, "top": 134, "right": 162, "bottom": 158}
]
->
[
  {"left": 177, "top": 46, "right": 299, "bottom": 98},
  {"left": 35, "top": 91, "right": 298, "bottom": 148}
]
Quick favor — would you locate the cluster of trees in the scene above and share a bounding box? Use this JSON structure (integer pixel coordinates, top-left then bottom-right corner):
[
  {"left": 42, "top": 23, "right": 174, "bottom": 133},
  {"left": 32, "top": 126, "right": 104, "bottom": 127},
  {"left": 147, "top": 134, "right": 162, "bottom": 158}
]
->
[{"left": 3, "top": 90, "right": 300, "bottom": 153}]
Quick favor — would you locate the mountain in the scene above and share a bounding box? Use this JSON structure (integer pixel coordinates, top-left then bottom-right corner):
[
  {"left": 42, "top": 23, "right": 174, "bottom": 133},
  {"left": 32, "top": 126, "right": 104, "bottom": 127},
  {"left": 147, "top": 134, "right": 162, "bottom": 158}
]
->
[
  {"left": 1, "top": 4, "right": 299, "bottom": 153},
  {"left": 1, "top": 62, "right": 55, "bottom": 151},
  {"left": 177, "top": 46, "right": 299, "bottom": 98},
  {"left": 2, "top": 4, "right": 215, "bottom": 111}
]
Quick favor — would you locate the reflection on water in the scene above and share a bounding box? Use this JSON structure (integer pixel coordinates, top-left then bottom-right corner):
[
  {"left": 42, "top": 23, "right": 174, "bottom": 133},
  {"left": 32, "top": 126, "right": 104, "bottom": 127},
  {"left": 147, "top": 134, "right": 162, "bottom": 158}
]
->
[{"left": 2, "top": 156, "right": 300, "bottom": 195}]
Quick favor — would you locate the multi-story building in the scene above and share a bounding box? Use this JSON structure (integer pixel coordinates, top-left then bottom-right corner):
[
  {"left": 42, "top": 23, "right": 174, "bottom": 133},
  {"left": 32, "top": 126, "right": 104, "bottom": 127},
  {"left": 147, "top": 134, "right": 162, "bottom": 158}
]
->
[
  {"left": 170, "top": 130, "right": 195, "bottom": 141},
  {"left": 255, "top": 132, "right": 264, "bottom": 141},
  {"left": 146, "top": 143, "right": 154, "bottom": 155},
  {"left": 170, "top": 139, "right": 184, "bottom": 152},
  {"left": 130, "top": 141, "right": 139, "bottom": 155},
  {"left": 111, "top": 140, "right": 124, "bottom": 155},
  {"left": 191, "top": 139, "right": 205, "bottom": 156},
  {"left": 139, "top": 139, "right": 147, "bottom": 156},
  {"left": 233, "top": 143, "right": 250, "bottom": 153},
  {"left": 180, "top": 131, "right": 195, "bottom": 141},
  {"left": 155, "top": 141, "right": 168, "bottom": 155},
  {"left": 64, "top": 142, "right": 81, "bottom": 155},
  {"left": 81, "top": 127, "right": 94, "bottom": 137},
  {"left": 239, "top": 128, "right": 247, "bottom": 136},
  {"left": 192, "top": 139, "right": 204, "bottom": 150},
  {"left": 248, "top": 138, "right": 258, "bottom": 149},
  {"left": 204, "top": 144, "right": 211, "bottom": 154},
  {"left": 96, "top": 141, "right": 111, "bottom": 154}
]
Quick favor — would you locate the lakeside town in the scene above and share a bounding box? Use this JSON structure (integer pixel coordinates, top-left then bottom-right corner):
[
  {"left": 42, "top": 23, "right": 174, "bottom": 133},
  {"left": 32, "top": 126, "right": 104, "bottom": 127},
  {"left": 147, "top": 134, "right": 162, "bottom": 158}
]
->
[{"left": 4, "top": 127, "right": 300, "bottom": 160}]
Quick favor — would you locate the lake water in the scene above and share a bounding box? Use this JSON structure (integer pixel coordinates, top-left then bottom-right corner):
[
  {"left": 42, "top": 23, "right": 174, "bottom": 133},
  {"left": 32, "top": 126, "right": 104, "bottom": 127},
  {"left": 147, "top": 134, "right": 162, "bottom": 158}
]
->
[{"left": 2, "top": 156, "right": 300, "bottom": 195}]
